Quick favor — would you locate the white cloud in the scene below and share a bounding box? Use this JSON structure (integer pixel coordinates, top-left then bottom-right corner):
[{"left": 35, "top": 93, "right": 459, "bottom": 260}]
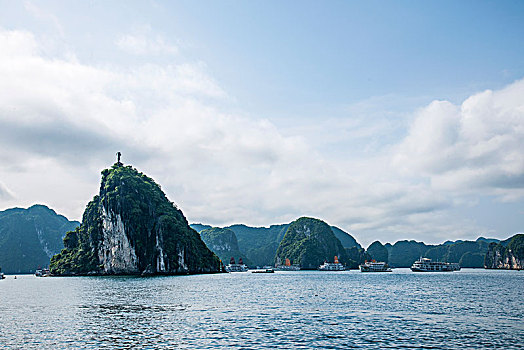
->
[
  {"left": 0, "top": 27, "right": 521, "bottom": 246},
  {"left": 0, "top": 29, "right": 38, "bottom": 56},
  {"left": 394, "top": 79, "right": 524, "bottom": 200},
  {"left": 0, "top": 28, "right": 316, "bottom": 227}
]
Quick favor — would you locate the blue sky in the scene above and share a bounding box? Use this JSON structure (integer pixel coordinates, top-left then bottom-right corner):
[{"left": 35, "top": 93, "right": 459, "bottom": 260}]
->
[{"left": 0, "top": 1, "right": 523, "bottom": 246}]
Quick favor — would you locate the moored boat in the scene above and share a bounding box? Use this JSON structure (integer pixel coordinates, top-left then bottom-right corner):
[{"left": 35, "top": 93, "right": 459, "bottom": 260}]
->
[
  {"left": 276, "top": 258, "right": 301, "bottom": 271},
  {"left": 225, "top": 257, "right": 248, "bottom": 272},
  {"left": 251, "top": 269, "right": 275, "bottom": 273},
  {"left": 318, "top": 256, "right": 345, "bottom": 271},
  {"left": 359, "top": 261, "right": 392, "bottom": 272},
  {"left": 411, "top": 257, "right": 460, "bottom": 272},
  {"left": 35, "top": 268, "right": 51, "bottom": 277}
]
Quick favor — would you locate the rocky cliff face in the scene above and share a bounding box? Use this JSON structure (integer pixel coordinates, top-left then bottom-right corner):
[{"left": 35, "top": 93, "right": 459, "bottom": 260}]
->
[
  {"left": 50, "top": 163, "right": 221, "bottom": 275},
  {"left": 275, "top": 217, "right": 348, "bottom": 269},
  {"left": 484, "top": 234, "right": 524, "bottom": 270}
]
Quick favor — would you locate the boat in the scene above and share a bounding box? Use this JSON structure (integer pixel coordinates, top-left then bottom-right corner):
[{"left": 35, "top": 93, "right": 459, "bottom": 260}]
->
[
  {"left": 35, "top": 268, "right": 51, "bottom": 277},
  {"left": 251, "top": 269, "right": 275, "bottom": 273},
  {"left": 225, "top": 257, "right": 248, "bottom": 272},
  {"left": 276, "top": 258, "right": 301, "bottom": 271},
  {"left": 359, "top": 260, "right": 392, "bottom": 272},
  {"left": 318, "top": 256, "right": 345, "bottom": 271},
  {"left": 0, "top": 272, "right": 5, "bottom": 280},
  {"left": 411, "top": 257, "right": 460, "bottom": 272},
  {"left": 276, "top": 264, "right": 301, "bottom": 271}
]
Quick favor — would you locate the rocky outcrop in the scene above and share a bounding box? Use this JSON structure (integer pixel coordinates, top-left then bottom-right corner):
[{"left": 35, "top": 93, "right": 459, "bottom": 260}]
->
[
  {"left": 275, "top": 217, "right": 349, "bottom": 269},
  {"left": 98, "top": 206, "right": 139, "bottom": 273},
  {"left": 484, "top": 234, "right": 524, "bottom": 270},
  {"left": 50, "top": 163, "right": 221, "bottom": 275},
  {"left": 200, "top": 227, "right": 250, "bottom": 266}
]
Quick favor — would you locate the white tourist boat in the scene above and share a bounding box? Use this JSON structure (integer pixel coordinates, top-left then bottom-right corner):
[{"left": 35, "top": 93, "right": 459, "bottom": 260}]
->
[
  {"left": 318, "top": 256, "right": 345, "bottom": 271},
  {"left": 411, "top": 257, "right": 460, "bottom": 272},
  {"left": 35, "top": 268, "right": 51, "bottom": 277},
  {"left": 276, "top": 258, "right": 301, "bottom": 271},
  {"left": 359, "top": 261, "right": 392, "bottom": 272},
  {"left": 225, "top": 257, "right": 248, "bottom": 272}
]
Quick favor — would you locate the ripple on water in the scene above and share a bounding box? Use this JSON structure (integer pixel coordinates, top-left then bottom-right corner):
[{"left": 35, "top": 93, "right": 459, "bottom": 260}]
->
[{"left": 0, "top": 270, "right": 523, "bottom": 349}]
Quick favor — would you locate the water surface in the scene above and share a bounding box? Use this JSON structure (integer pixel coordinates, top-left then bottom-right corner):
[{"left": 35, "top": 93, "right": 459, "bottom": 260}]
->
[{"left": 1, "top": 269, "right": 523, "bottom": 349}]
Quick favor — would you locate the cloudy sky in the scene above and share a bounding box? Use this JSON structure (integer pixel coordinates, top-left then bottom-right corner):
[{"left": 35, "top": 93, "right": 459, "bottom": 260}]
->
[{"left": 0, "top": 1, "right": 523, "bottom": 246}]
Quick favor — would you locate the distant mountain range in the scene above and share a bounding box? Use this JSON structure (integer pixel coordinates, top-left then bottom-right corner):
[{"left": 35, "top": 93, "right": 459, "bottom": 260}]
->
[
  {"left": 191, "top": 220, "right": 361, "bottom": 267},
  {"left": 382, "top": 238, "right": 498, "bottom": 268},
  {"left": 0, "top": 205, "right": 79, "bottom": 273},
  {"left": 1, "top": 203, "right": 520, "bottom": 273},
  {"left": 193, "top": 221, "right": 512, "bottom": 269}
]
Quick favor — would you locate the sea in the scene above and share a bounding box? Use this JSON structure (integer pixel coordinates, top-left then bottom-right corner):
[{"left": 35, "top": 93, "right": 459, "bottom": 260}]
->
[{"left": 1, "top": 269, "right": 523, "bottom": 349}]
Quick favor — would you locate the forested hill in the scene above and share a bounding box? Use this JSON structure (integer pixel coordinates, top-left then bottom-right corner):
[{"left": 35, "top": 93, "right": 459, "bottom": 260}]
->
[
  {"left": 275, "top": 217, "right": 349, "bottom": 269},
  {"left": 50, "top": 163, "right": 221, "bottom": 276},
  {"left": 0, "top": 205, "right": 79, "bottom": 273},
  {"left": 199, "top": 227, "right": 250, "bottom": 266},
  {"left": 191, "top": 222, "right": 360, "bottom": 267}
]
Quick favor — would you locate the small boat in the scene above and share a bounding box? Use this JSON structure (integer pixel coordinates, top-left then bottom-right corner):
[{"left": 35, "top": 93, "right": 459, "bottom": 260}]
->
[
  {"left": 359, "top": 261, "right": 392, "bottom": 272},
  {"left": 318, "top": 256, "right": 345, "bottom": 271},
  {"left": 0, "top": 272, "right": 5, "bottom": 280},
  {"left": 225, "top": 257, "right": 248, "bottom": 272},
  {"left": 35, "top": 268, "right": 51, "bottom": 277},
  {"left": 411, "top": 257, "right": 460, "bottom": 272},
  {"left": 251, "top": 269, "right": 275, "bottom": 273}
]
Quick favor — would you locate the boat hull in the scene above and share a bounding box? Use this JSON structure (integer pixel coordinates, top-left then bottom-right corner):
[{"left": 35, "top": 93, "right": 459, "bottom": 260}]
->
[
  {"left": 410, "top": 267, "right": 460, "bottom": 272},
  {"left": 360, "top": 267, "right": 392, "bottom": 272},
  {"left": 359, "top": 262, "right": 392, "bottom": 272}
]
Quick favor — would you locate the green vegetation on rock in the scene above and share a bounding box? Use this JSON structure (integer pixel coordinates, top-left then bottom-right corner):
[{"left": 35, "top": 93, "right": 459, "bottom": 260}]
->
[
  {"left": 330, "top": 226, "right": 362, "bottom": 249},
  {"left": 388, "top": 240, "right": 430, "bottom": 267},
  {"left": 425, "top": 240, "right": 490, "bottom": 268},
  {"left": 228, "top": 224, "right": 289, "bottom": 267},
  {"left": 366, "top": 241, "right": 388, "bottom": 263},
  {"left": 191, "top": 222, "right": 360, "bottom": 267},
  {"left": 200, "top": 227, "right": 250, "bottom": 265},
  {"left": 345, "top": 246, "right": 371, "bottom": 269},
  {"left": 275, "top": 217, "right": 349, "bottom": 269},
  {"left": 50, "top": 163, "right": 221, "bottom": 275},
  {"left": 485, "top": 234, "right": 524, "bottom": 269},
  {"left": 0, "top": 205, "right": 79, "bottom": 273}
]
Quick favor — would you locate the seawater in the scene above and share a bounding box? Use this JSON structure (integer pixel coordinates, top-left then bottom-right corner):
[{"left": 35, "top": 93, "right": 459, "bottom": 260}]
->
[{"left": 1, "top": 269, "right": 523, "bottom": 349}]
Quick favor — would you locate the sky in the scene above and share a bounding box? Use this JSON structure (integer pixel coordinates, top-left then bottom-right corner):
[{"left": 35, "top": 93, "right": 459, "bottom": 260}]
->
[{"left": 0, "top": 0, "right": 523, "bottom": 247}]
